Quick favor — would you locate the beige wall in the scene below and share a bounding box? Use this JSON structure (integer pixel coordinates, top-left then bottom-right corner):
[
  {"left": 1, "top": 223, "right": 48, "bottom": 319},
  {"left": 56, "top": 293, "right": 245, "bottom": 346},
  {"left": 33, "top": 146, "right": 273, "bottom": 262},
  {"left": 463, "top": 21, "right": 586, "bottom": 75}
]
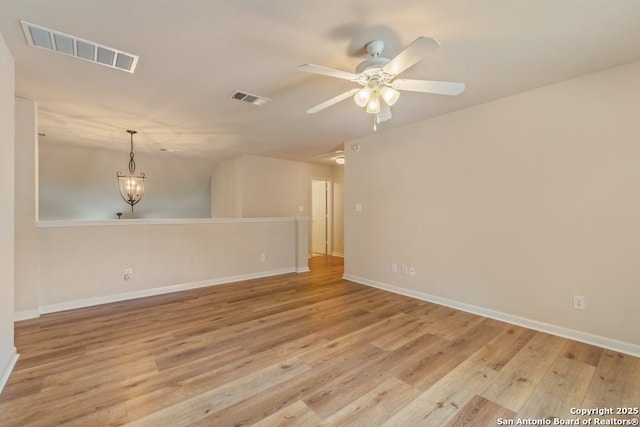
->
[
  {"left": 345, "top": 61, "right": 640, "bottom": 351},
  {"left": 39, "top": 144, "right": 214, "bottom": 220},
  {"left": 0, "top": 33, "right": 16, "bottom": 389},
  {"left": 215, "top": 154, "right": 338, "bottom": 218},
  {"left": 212, "top": 154, "right": 344, "bottom": 256},
  {"left": 237, "top": 155, "right": 333, "bottom": 217},
  {"left": 36, "top": 219, "right": 301, "bottom": 312},
  {"left": 14, "top": 98, "right": 38, "bottom": 315},
  {"left": 332, "top": 166, "right": 344, "bottom": 256},
  {"left": 211, "top": 157, "right": 237, "bottom": 217}
]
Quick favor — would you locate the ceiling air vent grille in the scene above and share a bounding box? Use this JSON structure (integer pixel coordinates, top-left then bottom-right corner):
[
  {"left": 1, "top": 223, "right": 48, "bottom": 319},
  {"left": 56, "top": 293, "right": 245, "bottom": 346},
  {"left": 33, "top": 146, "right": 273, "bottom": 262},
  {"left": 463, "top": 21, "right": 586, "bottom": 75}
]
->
[
  {"left": 229, "top": 90, "right": 271, "bottom": 106},
  {"left": 20, "top": 21, "right": 139, "bottom": 73}
]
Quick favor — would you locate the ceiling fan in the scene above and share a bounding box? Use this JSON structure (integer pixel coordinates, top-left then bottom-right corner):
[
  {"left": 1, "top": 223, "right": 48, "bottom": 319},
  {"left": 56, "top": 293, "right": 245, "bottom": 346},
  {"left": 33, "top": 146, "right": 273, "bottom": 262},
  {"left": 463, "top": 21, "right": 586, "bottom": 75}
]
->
[
  {"left": 298, "top": 37, "right": 465, "bottom": 130},
  {"left": 316, "top": 147, "right": 345, "bottom": 164}
]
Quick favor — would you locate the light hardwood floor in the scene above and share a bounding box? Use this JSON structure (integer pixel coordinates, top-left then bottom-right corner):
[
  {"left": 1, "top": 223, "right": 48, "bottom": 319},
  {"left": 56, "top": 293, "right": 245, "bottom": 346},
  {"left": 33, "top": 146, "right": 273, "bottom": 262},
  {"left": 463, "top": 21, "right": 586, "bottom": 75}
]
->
[{"left": 1, "top": 256, "right": 638, "bottom": 426}]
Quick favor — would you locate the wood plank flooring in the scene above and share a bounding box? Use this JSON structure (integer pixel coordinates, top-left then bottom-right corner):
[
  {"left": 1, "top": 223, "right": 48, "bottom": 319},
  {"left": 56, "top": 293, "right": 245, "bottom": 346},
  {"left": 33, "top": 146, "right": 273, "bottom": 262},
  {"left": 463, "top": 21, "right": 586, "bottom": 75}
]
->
[{"left": 1, "top": 255, "right": 639, "bottom": 426}]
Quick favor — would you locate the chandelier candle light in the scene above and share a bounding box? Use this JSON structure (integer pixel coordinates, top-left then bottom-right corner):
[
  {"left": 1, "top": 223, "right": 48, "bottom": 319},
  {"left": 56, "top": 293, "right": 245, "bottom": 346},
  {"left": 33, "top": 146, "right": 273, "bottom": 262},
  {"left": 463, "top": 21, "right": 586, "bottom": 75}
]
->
[{"left": 117, "top": 130, "right": 146, "bottom": 212}]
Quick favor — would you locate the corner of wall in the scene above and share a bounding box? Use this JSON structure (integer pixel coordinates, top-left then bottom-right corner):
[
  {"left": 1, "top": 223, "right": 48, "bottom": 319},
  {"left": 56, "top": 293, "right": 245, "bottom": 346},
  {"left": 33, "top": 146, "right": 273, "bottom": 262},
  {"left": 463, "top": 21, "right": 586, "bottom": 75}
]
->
[
  {"left": 0, "top": 31, "right": 16, "bottom": 394},
  {"left": 14, "top": 97, "right": 39, "bottom": 314},
  {"left": 0, "top": 347, "right": 19, "bottom": 394}
]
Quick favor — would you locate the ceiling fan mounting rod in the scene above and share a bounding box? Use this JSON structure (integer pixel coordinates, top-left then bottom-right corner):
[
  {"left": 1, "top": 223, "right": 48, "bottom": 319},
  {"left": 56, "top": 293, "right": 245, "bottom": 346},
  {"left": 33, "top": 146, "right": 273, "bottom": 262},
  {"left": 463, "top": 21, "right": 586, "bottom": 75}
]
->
[
  {"left": 365, "top": 40, "right": 385, "bottom": 57},
  {"left": 356, "top": 41, "right": 392, "bottom": 75}
]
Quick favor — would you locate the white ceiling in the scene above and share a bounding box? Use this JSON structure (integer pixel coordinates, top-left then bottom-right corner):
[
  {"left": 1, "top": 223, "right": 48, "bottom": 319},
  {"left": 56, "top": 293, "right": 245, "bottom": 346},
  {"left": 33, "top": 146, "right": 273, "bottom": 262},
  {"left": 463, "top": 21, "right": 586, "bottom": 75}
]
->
[{"left": 1, "top": 0, "right": 640, "bottom": 164}]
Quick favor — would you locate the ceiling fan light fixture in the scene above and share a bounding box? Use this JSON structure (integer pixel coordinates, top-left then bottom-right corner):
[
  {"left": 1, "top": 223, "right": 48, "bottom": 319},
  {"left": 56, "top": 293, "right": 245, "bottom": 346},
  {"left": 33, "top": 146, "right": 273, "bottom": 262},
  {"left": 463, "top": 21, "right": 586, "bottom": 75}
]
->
[
  {"left": 366, "top": 95, "right": 380, "bottom": 114},
  {"left": 381, "top": 86, "right": 400, "bottom": 106},
  {"left": 353, "top": 87, "right": 372, "bottom": 107}
]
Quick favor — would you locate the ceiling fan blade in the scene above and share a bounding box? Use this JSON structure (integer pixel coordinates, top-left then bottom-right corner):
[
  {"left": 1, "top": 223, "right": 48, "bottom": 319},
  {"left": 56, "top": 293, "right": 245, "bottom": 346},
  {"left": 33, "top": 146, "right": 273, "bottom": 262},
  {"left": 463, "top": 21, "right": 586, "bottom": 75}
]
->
[
  {"left": 392, "top": 79, "right": 465, "bottom": 96},
  {"left": 298, "top": 64, "right": 360, "bottom": 81},
  {"left": 306, "top": 88, "right": 360, "bottom": 113},
  {"left": 316, "top": 148, "right": 344, "bottom": 160},
  {"left": 378, "top": 104, "right": 392, "bottom": 122},
  {"left": 382, "top": 37, "right": 441, "bottom": 77}
]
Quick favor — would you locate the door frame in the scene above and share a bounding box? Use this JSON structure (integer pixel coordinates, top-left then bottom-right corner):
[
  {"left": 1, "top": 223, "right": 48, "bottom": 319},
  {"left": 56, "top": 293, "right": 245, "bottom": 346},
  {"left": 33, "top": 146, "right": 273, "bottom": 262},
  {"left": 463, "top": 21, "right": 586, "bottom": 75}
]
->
[{"left": 311, "top": 177, "right": 332, "bottom": 256}]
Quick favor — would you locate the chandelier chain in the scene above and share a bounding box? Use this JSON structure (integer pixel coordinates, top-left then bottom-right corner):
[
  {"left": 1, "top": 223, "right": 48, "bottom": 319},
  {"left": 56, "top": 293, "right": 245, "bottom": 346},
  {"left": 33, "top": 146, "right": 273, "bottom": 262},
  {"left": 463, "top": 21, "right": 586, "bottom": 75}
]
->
[{"left": 128, "top": 132, "right": 136, "bottom": 173}]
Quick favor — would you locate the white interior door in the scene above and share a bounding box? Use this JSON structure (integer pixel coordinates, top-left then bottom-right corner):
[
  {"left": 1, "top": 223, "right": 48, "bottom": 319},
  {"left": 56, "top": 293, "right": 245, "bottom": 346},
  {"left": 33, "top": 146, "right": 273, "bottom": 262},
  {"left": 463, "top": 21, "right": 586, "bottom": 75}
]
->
[{"left": 312, "top": 180, "right": 328, "bottom": 254}]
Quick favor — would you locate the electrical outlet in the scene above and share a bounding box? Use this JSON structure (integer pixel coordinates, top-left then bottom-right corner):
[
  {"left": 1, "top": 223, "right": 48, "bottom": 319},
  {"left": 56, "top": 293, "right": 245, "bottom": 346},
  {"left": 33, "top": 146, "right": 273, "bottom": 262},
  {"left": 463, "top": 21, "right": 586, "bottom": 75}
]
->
[
  {"left": 124, "top": 268, "right": 132, "bottom": 281},
  {"left": 260, "top": 253, "right": 266, "bottom": 262},
  {"left": 401, "top": 265, "right": 409, "bottom": 275},
  {"left": 391, "top": 263, "right": 398, "bottom": 273},
  {"left": 409, "top": 267, "right": 416, "bottom": 277},
  {"left": 573, "top": 295, "right": 586, "bottom": 310}
]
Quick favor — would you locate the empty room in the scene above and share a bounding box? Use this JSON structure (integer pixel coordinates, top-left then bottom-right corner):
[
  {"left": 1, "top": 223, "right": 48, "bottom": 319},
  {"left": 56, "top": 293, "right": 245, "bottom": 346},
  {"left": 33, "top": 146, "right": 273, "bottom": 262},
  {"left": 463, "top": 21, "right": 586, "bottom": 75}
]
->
[{"left": 0, "top": 1, "right": 639, "bottom": 426}]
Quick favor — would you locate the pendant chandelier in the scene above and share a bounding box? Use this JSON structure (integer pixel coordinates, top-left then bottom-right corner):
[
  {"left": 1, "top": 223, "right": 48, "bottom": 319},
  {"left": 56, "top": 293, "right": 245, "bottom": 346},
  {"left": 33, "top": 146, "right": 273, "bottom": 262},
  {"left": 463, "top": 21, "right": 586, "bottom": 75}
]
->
[{"left": 117, "top": 130, "right": 146, "bottom": 211}]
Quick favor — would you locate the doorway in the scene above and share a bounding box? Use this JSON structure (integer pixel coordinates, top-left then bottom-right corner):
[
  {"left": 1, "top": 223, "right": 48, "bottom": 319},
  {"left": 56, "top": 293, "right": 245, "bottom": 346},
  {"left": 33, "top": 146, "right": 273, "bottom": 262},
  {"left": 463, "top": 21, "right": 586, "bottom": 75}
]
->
[{"left": 311, "top": 179, "right": 330, "bottom": 255}]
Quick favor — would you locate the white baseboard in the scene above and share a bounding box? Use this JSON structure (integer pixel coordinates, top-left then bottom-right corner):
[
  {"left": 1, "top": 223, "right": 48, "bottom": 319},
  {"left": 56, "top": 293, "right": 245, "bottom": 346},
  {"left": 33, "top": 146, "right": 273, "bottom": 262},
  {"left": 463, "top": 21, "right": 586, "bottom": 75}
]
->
[
  {"left": 38, "top": 268, "right": 296, "bottom": 315},
  {"left": 296, "top": 267, "right": 310, "bottom": 273},
  {"left": 0, "top": 347, "right": 19, "bottom": 394},
  {"left": 331, "top": 252, "right": 344, "bottom": 258},
  {"left": 343, "top": 274, "right": 640, "bottom": 358},
  {"left": 14, "top": 309, "right": 40, "bottom": 321}
]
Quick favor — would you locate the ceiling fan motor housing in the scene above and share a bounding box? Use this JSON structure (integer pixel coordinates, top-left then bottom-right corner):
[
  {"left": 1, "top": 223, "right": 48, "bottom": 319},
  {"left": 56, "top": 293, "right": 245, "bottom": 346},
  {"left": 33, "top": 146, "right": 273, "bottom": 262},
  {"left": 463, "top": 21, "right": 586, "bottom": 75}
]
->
[
  {"left": 356, "top": 57, "right": 391, "bottom": 75},
  {"left": 356, "top": 39, "right": 391, "bottom": 75}
]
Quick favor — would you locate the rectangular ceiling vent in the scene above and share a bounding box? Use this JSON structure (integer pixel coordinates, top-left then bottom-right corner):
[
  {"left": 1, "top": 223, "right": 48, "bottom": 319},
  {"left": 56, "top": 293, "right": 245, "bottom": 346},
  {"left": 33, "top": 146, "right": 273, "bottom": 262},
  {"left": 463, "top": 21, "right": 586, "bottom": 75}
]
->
[
  {"left": 229, "top": 90, "right": 271, "bottom": 106},
  {"left": 20, "top": 21, "right": 139, "bottom": 73}
]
